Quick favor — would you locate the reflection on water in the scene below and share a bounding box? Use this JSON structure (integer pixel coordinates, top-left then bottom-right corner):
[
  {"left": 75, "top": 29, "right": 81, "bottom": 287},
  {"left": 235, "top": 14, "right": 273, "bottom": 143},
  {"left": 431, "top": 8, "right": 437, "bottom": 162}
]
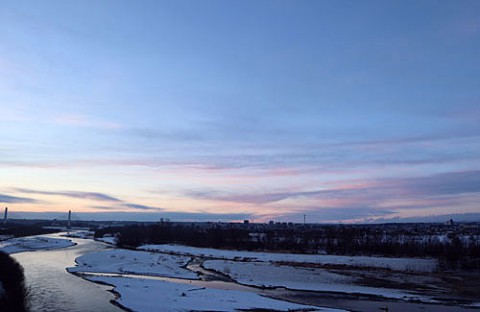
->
[{"left": 12, "top": 234, "right": 122, "bottom": 312}]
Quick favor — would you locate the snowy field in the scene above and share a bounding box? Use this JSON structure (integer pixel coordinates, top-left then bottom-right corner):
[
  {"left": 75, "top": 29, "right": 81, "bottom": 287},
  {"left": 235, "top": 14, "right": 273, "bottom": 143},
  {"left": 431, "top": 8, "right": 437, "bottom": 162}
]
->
[
  {"left": 203, "top": 260, "right": 427, "bottom": 301},
  {"left": 69, "top": 249, "right": 197, "bottom": 279},
  {"left": 140, "top": 244, "right": 437, "bottom": 272},
  {"left": 0, "top": 236, "right": 75, "bottom": 254},
  {"left": 85, "top": 275, "right": 345, "bottom": 312}
]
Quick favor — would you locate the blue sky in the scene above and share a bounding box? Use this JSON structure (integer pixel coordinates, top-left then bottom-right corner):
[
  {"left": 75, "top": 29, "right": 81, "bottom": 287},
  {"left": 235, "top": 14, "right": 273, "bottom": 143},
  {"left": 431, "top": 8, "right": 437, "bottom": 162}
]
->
[{"left": 1, "top": 1, "right": 479, "bottom": 223}]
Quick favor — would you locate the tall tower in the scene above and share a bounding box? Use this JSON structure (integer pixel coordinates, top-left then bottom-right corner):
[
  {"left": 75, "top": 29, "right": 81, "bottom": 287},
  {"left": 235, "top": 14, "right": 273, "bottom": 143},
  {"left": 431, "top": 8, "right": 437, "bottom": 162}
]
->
[
  {"left": 3, "top": 207, "right": 7, "bottom": 226},
  {"left": 67, "top": 210, "right": 71, "bottom": 229}
]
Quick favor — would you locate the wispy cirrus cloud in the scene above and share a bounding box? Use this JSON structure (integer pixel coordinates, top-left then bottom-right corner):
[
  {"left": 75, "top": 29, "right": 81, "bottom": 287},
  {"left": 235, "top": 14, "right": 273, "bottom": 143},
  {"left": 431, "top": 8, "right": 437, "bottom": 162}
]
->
[
  {"left": 13, "top": 188, "right": 164, "bottom": 211},
  {"left": 181, "top": 170, "right": 480, "bottom": 209},
  {"left": 183, "top": 189, "right": 325, "bottom": 205},
  {"left": 398, "top": 170, "right": 480, "bottom": 196},
  {"left": 14, "top": 188, "right": 122, "bottom": 202},
  {"left": 122, "top": 203, "right": 164, "bottom": 211},
  {"left": 1, "top": 124, "right": 478, "bottom": 175},
  {"left": 0, "top": 194, "right": 38, "bottom": 204},
  {"left": 92, "top": 204, "right": 164, "bottom": 211}
]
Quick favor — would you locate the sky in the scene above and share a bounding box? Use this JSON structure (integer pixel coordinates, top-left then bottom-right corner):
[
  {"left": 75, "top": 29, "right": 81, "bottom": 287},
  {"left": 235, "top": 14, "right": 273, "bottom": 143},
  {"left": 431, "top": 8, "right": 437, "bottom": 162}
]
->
[{"left": 1, "top": 0, "right": 479, "bottom": 223}]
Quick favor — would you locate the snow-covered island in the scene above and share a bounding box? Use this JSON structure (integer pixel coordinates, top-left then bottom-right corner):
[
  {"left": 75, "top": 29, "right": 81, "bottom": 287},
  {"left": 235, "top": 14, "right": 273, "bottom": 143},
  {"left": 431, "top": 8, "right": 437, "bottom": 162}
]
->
[
  {"left": 0, "top": 236, "right": 75, "bottom": 254},
  {"left": 68, "top": 249, "right": 197, "bottom": 279}
]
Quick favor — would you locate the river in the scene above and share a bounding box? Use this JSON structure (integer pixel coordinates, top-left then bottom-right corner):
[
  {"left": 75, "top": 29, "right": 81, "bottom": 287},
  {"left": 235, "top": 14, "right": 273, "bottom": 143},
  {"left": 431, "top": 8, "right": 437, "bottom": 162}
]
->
[{"left": 11, "top": 234, "right": 122, "bottom": 312}]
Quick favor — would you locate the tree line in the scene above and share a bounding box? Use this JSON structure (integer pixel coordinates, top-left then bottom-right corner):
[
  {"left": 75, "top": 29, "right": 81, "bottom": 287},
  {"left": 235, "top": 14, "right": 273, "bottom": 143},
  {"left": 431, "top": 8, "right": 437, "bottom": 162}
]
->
[
  {"left": 0, "top": 224, "right": 59, "bottom": 238},
  {"left": 95, "top": 222, "right": 480, "bottom": 270}
]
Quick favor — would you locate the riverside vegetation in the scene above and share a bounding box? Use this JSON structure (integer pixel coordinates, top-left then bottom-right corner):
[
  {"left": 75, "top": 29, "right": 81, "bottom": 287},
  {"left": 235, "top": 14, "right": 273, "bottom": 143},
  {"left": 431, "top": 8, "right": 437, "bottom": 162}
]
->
[
  {"left": 95, "top": 221, "right": 480, "bottom": 271},
  {"left": 0, "top": 251, "right": 28, "bottom": 312}
]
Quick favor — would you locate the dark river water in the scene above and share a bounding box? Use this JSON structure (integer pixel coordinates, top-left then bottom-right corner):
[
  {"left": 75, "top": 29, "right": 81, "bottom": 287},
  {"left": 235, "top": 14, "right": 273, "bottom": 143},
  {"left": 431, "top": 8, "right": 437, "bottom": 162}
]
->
[
  {"left": 10, "top": 233, "right": 478, "bottom": 312},
  {"left": 11, "top": 234, "right": 122, "bottom": 312}
]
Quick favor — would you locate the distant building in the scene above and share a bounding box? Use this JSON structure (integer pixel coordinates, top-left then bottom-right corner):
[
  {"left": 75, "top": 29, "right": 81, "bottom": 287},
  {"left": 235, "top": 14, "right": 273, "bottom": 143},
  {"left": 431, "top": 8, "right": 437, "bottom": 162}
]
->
[
  {"left": 445, "top": 219, "right": 454, "bottom": 226},
  {"left": 243, "top": 220, "right": 249, "bottom": 224}
]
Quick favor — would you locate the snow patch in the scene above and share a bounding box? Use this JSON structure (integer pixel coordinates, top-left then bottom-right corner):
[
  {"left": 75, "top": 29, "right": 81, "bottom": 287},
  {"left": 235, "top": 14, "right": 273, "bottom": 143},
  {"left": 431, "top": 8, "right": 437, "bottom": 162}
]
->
[
  {"left": 204, "top": 260, "right": 426, "bottom": 300},
  {"left": 0, "top": 236, "right": 75, "bottom": 254},
  {"left": 96, "top": 236, "right": 117, "bottom": 245},
  {"left": 85, "top": 275, "right": 345, "bottom": 312},
  {"left": 140, "top": 244, "right": 437, "bottom": 272},
  {"left": 69, "top": 249, "right": 197, "bottom": 279}
]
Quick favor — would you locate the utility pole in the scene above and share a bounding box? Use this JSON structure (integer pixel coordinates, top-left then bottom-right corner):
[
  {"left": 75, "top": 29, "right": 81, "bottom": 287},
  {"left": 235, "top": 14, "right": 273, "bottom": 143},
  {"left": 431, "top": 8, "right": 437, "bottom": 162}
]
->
[
  {"left": 67, "top": 210, "right": 71, "bottom": 229},
  {"left": 303, "top": 214, "right": 306, "bottom": 225}
]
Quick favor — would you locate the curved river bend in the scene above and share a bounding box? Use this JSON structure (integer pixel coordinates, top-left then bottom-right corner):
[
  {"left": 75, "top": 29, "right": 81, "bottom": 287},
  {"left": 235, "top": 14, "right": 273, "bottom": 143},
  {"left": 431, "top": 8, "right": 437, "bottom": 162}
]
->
[{"left": 12, "top": 234, "right": 122, "bottom": 312}]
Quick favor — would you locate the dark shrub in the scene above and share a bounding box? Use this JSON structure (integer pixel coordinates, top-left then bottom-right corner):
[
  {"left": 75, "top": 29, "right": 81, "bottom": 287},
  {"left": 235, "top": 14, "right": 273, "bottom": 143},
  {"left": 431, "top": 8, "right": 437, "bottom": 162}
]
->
[{"left": 0, "top": 251, "right": 28, "bottom": 312}]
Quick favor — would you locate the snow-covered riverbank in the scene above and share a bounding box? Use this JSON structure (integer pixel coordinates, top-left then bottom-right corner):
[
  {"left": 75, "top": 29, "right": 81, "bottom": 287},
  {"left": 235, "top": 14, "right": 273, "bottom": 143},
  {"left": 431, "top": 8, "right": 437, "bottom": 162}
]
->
[
  {"left": 140, "top": 244, "right": 438, "bottom": 272},
  {"left": 0, "top": 236, "right": 75, "bottom": 254}
]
